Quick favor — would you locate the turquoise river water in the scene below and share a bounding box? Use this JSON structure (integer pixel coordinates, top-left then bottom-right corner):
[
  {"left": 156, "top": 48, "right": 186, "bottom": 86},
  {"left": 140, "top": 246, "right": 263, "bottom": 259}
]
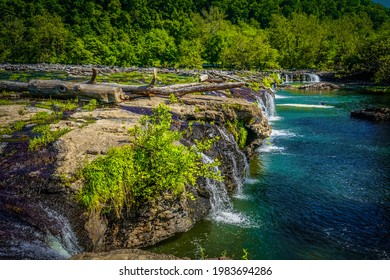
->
[{"left": 148, "top": 89, "right": 390, "bottom": 260}]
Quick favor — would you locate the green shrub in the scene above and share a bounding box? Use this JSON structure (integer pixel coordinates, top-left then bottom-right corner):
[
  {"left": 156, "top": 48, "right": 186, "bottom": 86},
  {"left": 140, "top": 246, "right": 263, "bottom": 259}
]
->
[
  {"left": 29, "top": 124, "right": 71, "bottom": 150},
  {"left": 0, "top": 120, "right": 27, "bottom": 136},
  {"left": 225, "top": 119, "right": 248, "bottom": 149},
  {"left": 83, "top": 99, "right": 99, "bottom": 111},
  {"left": 13, "top": 120, "right": 26, "bottom": 131},
  {"left": 35, "top": 99, "right": 78, "bottom": 112},
  {"left": 0, "top": 100, "right": 12, "bottom": 105},
  {"left": 78, "top": 103, "right": 221, "bottom": 218},
  {"left": 31, "top": 111, "right": 61, "bottom": 124},
  {"left": 168, "top": 93, "right": 179, "bottom": 103}
]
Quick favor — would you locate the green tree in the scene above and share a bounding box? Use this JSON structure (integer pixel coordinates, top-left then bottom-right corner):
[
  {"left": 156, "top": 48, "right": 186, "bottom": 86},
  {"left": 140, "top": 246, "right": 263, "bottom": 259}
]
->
[
  {"left": 177, "top": 39, "right": 204, "bottom": 68},
  {"left": 220, "top": 23, "right": 279, "bottom": 69},
  {"left": 26, "top": 12, "right": 70, "bottom": 63},
  {"left": 0, "top": 16, "right": 26, "bottom": 63},
  {"left": 137, "top": 28, "right": 178, "bottom": 67}
]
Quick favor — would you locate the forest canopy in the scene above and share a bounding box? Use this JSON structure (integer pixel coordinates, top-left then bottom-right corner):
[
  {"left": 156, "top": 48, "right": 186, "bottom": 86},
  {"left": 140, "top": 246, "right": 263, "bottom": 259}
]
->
[{"left": 0, "top": 0, "right": 389, "bottom": 82}]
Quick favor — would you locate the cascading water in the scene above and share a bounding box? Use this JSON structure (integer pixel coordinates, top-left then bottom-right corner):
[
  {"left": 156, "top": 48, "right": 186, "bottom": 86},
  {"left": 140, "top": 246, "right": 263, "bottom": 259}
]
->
[
  {"left": 0, "top": 196, "right": 82, "bottom": 260},
  {"left": 255, "top": 90, "right": 276, "bottom": 120},
  {"left": 305, "top": 73, "right": 320, "bottom": 82},
  {"left": 215, "top": 126, "right": 248, "bottom": 196},
  {"left": 201, "top": 153, "right": 249, "bottom": 226}
]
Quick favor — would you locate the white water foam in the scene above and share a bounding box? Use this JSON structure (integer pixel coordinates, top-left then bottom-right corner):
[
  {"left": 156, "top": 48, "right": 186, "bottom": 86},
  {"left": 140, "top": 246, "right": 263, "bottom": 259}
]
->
[
  {"left": 244, "top": 178, "right": 260, "bottom": 185},
  {"left": 304, "top": 73, "right": 321, "bottom": 83},
  {"left": 257, "top": 144, "right": 285, "bottom": 153},
  {"left": 268, "top": 115, "right": 283, "bottom": 122},
  {"left": 255, "top": 91, "right": 276, "bottom": 119},
  {"left": 201, "top": 153, "right": 257, "bottom": 227},
  {"left": 277, "top": 104, "right": 334, "bottom": 109},
  {"left": 275, "top": 94, "right": 289, "bottom": 99},
  {"left": 271, "top": 129, "right": 296, "bottom": 137}
]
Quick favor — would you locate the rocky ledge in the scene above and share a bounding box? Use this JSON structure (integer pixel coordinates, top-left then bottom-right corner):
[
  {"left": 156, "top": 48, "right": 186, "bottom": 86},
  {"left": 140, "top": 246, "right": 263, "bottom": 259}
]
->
[
  {"left": 351, "top": 107, "right": 390, "bottom": 122},
  {"left": 0, "top": 92, "right": 271, "bottom": 259},
  {"left": 70, "top": 249, "right": 189, "bottom": 260},
  {"left": 298, "top": 82, "right": 340, "bottom": 91}
]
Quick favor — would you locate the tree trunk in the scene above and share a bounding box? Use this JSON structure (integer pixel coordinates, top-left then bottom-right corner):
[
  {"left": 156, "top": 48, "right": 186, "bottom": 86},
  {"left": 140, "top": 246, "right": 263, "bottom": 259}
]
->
[
  {"left": 28, "top": 80, "right": 125, "bottom": 103},
  {"left": 0, "top": 81, "right": 28, "bottom": 92},
  {"left": 104, "top": 82, "right": 245, "bottom": 97}
]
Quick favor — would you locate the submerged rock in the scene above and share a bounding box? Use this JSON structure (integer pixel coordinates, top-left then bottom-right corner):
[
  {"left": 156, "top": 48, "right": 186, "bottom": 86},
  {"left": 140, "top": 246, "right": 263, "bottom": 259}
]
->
[{"left": 351, "top": 107, "right": 390, "bottom": 122}]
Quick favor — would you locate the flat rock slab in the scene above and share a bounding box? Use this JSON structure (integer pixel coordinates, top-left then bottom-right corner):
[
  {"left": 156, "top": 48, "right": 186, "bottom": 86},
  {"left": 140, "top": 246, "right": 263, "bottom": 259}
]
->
[{"left": 70, "top": 248, "right": 189, "bottom": 260}]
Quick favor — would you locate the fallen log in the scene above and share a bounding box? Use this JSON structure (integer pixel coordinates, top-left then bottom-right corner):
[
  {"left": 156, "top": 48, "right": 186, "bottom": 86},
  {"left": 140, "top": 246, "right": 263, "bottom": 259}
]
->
[
  {"left": 28, "top": 80, "right": 125, "bottom": 103},
  {"left": 0, "top": 81, "right": 28, "bottom": 92},
  {"left": 103, "top": 81, "right": 245, "bottom": 97},
  {"left": 0, "top": 68, "right": 246, "bottom": 103},
  {"left": 1, "top": 79, "right": 245, "bottom": 102}
]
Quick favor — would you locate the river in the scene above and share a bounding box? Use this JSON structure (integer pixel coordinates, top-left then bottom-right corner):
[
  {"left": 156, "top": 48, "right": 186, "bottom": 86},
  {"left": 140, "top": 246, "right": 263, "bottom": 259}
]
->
[{"left": 148, "top": 88, "right": 390, "bottom": 260}]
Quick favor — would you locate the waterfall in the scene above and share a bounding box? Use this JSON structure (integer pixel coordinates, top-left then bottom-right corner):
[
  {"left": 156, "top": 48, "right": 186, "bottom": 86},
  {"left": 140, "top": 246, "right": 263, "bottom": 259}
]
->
[
  {"left": 255, "top": 90, "right": 276, "bottom": 119},
  {"left": 201, "top": 153, "right": 232, "bottom": 213},
  {"left": 201, "top": 153, "right": 248, "bottom": 225},
  {"left": 305, "top": 73, "right": 320, "bottom": 82},
  {"left": 285, "top": 74, "right": 289, "bottom": 83},
  {"left": 215, "top": 126, "right": 248, "bottom": 195},
  {"left": 0, "top": 198, "right": 82, "bottom": 259}
]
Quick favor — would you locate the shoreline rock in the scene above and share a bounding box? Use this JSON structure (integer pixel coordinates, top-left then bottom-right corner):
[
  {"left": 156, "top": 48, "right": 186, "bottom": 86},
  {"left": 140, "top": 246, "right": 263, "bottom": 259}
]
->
[{"left": 351, "top": 107, "right": 390, "bottom": 122}]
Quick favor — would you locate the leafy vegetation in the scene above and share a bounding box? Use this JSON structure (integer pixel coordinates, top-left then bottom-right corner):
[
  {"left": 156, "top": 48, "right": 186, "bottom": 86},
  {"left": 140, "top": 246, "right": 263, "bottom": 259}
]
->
[
  {"left": 31, "top": 111, "right": 61, "bottom": 124},
  {"left": 0, "top": 1, "right": 389, "bottom": 82},
  {"left": 78, "top": 103, "right": 222, "bottom": 218},
  {"left": 29, "top": 124, "right": 71, "bottom": 150},
  {"left": 225, "top": 119, "right": 248, "bottom": 149},
  {"left": 82, "top": 99, "right": 99, "bottom": 111},
  {"left": 0, "top": 120, "right": 27, "bottom": 136},
  {"left": 35, "top": 98, "right": 79, "bottom": 112}
]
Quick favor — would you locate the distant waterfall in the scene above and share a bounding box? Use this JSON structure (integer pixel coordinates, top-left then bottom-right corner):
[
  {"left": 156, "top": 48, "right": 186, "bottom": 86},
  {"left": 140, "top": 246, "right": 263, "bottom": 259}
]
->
[
  {"left": 284, "top": 74, "right": 294, "bottom": 83},
  {"left": 304, "top": 73, "right": 320, "bottom": 82}
]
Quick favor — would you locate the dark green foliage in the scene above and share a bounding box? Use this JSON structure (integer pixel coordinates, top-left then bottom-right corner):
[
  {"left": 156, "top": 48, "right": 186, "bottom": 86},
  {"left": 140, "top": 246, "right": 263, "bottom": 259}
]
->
[
  {"left": 78, "top": 103, "right": 221, "bottom": 218},
  {"left": 0, "top": 0, "right": 389, "bottom": 82}
]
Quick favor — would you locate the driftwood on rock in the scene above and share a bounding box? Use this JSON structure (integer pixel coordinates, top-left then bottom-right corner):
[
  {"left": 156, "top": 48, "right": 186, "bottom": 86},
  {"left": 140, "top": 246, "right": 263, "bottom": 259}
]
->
[
  {"left": 28, "top": 80, "right": 125, "bottom": 103},
  {"left": 0, "top": 81, "right": 28, "bottom": 92},
  {"left": 104, "top": 82, "right": 245, "bottom": 97},
  {"left": 0, "top": 68, "right": 246, "bottom": 103}
]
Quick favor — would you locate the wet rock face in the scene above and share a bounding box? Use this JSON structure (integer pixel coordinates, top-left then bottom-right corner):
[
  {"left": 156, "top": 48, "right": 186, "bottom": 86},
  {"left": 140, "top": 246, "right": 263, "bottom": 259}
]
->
[
  {"left": 183, "top": 123, "right": 247, "bottom": 192},
  {"left": 351, "top": 107, "right": 390, "bottom": 122},
  {"left": 169, "top": 95, "right": 271, "bottom": 154},
  {"left": 100, "top": 189, "right": 210, "bottom": 250}
]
